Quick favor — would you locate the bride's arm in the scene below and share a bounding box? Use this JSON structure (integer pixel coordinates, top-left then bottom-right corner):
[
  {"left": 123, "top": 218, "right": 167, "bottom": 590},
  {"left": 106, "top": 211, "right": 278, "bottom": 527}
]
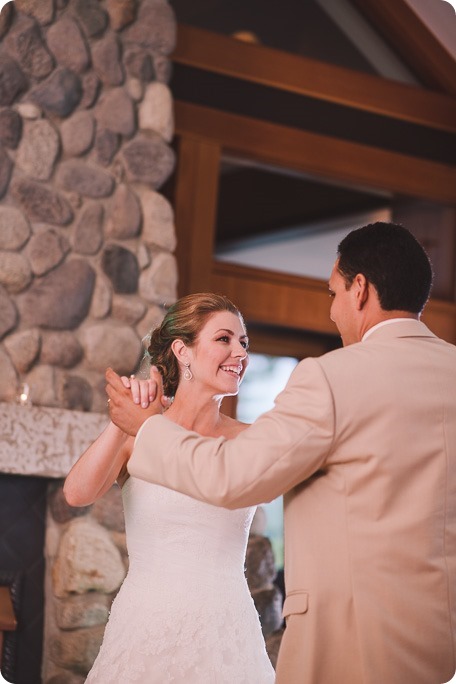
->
[
  {"left": 64, "top": 372, "right": 156, "bottom": 506},
  {"left": 63, "top": 422, "right": 134, "bottom": 507}
]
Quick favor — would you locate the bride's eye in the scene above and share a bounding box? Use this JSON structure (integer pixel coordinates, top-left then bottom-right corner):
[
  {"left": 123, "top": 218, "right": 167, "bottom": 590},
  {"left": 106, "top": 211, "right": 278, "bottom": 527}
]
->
[{"left": 217, "top": 335, "right": 229, "bottom": 343}]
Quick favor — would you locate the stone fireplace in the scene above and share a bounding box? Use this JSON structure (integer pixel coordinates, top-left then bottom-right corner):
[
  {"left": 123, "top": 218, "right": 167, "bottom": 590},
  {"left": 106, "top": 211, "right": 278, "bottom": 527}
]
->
[
  {"left": 0, "top": 401, "right": 109, "bottom": 682},
  {"left": 0, "top": 0, "right": 178, "bottom": 412}
]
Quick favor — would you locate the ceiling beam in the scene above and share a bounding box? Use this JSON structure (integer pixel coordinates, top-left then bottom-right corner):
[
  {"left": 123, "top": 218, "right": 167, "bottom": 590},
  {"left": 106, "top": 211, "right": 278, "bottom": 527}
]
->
[
  {"left": 175, "top": 101, "right": 456, "bottom": 204},
  {"left": 173, "top": 24, "right": 456, "bottom": 132}
]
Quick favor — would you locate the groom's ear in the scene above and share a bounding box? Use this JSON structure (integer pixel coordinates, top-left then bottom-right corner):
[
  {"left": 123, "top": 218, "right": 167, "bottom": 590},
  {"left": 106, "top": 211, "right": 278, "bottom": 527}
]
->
[{"left": 353, "top": 273, "right": 369, "bottom": 310}]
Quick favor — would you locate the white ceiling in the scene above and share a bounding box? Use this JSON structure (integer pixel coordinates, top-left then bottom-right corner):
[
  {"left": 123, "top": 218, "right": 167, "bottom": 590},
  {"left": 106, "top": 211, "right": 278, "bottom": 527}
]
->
[
  {"left": 404, "top": 0, "right": 456, "bottom": 60},
  {"left": 216, "top": 209, "right": 391, "bottom": 281}
]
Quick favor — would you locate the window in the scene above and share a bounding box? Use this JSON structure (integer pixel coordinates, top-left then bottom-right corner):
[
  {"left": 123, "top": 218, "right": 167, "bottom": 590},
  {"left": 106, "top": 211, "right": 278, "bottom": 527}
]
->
[{"left": 236, "top": 353, "right": 299, "bottom": 567}]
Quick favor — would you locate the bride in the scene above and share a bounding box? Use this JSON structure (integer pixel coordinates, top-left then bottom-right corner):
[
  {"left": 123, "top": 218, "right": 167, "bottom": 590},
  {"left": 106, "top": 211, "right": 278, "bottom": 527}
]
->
[{"left": 64, "top": 293, "right": 275, "bottom": 683}]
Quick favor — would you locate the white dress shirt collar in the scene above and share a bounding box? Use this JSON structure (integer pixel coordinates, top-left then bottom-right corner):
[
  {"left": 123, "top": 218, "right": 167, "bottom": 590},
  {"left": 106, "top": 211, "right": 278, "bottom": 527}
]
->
[{"left": 362, "top": 318, "right": 418, "bottom": 342}]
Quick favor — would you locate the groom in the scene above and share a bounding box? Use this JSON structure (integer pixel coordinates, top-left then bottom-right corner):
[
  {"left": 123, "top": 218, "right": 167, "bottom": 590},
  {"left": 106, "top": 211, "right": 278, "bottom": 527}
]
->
[{"left": 106, "top": 222, "right": 456, "bottom": 684}]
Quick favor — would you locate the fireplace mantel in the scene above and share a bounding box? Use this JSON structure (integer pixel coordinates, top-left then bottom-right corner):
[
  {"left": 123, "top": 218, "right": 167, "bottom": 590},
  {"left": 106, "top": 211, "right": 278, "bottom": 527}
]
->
[{"left": 0, "top": 402, "right": 108, "bottom": 478}]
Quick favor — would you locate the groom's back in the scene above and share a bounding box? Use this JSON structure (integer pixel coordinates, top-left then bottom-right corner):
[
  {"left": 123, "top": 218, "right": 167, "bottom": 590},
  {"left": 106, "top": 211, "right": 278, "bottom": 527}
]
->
[{"left": 283, "top": 325, "right": 456, "bottom": 684}]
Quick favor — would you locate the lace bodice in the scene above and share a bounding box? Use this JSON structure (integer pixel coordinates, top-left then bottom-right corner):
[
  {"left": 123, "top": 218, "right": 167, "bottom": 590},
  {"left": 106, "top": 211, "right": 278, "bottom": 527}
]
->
[
  {"left": 124, "top": 476, "right": 254, "bottom": 585},
  {"left": 85, "top": 477, "right": 275, "bottom": 683}
]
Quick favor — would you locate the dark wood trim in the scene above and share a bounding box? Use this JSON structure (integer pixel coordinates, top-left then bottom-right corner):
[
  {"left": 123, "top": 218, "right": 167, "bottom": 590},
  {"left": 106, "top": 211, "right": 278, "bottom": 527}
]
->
[
  {"left": 173, "top": 24, "right": 456, "bottom": 132},
  {"left": 351, "top": 0, "right": 456, "bottom": 96},
  {"left": 175, "top": 101, "right": 456, "bottom": 204},
  {"left": 173, "top": 137, "right": 221, "bottom": 296}
]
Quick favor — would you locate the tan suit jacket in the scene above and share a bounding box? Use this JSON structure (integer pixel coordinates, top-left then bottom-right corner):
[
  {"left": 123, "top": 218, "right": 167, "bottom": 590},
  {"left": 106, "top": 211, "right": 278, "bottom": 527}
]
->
[{"left": 128, "top": 320, "right": 456, "bottom": 684}]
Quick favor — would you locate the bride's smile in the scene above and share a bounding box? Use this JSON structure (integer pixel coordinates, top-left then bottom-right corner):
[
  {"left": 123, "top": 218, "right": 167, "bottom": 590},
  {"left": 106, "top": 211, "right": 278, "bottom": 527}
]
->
[{"left": 180, "top": 310, "right": 249, "bottom": 397}]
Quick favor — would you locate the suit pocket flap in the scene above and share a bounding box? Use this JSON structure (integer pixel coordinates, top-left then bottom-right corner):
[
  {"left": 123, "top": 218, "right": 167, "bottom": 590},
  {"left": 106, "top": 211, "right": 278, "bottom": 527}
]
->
[{"left": 282, "top": 592, "right": 309, "bottom": 618}]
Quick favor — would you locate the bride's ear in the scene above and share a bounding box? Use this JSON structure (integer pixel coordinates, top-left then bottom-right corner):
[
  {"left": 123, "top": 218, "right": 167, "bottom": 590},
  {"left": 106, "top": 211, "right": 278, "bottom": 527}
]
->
[{"left": 171, "top": 339, "right": 189, "bottom": 365}]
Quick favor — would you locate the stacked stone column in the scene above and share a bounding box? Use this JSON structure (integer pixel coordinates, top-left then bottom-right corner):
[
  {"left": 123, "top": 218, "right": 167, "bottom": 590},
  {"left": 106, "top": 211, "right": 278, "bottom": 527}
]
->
[{"left": 0, "top": 0, "right": 177, "bottom": 412}]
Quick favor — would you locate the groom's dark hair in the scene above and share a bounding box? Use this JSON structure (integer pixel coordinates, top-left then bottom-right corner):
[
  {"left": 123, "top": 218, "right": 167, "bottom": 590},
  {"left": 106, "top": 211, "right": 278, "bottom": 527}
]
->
[{"left": 337, "top": 222, "right": 433, "bottom": 314}]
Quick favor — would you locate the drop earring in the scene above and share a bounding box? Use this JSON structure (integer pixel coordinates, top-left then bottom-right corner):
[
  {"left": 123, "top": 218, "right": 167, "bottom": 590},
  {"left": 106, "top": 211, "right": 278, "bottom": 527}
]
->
[{"left": 183, "top": 362, "right": 193, "bottom": 380}]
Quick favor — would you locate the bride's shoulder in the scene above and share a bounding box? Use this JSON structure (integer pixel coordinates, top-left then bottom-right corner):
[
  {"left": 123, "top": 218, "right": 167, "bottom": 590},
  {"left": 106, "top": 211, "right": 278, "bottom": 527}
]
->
[{"left": 219, "top": 414, "right": 250, "bottom": 439}]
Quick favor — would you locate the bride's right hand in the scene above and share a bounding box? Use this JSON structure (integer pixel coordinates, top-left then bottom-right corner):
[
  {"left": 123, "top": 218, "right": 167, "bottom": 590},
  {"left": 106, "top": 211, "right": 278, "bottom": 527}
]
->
[
  {"left": 120, "top": 368, "right": 170, "bottom": 409},
  {"left": 120, "top": 373, "right": 154, "bottom": 408}
]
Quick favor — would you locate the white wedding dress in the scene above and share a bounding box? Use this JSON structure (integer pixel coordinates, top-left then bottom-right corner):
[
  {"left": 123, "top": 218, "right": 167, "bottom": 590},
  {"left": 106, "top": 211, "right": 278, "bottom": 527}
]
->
[{"left": 85, "top": 476, "right": 275, "bottom": 683}]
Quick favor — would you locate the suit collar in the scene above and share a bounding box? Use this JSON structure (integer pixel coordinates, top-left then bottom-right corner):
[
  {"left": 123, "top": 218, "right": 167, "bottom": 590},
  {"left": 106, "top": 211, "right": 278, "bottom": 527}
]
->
[{"left": 363, "top": 319, "right": 436, "bottom": 342}]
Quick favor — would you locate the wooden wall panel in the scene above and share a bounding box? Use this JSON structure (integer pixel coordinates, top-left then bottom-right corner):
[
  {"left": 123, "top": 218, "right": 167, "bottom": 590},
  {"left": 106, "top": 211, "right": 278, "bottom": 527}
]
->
[
  {"left": 421, "top": 299, "right": 456, "bottom": 343},
  {"left": 210, "top": 262, "right": 456, "bottom": 343},
  {"left": 209, "top": 262, "right": 338, "bottom": 335},
  {"left": 170, "top": 25, "right": 456, "bottom": 347},
  {"left": 171, "top": 130, "right": 456, "bottom": 345}
]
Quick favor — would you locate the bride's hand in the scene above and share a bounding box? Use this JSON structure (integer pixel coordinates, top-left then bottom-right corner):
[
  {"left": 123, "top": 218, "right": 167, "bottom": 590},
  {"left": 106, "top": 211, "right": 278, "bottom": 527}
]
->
[
  {"left": 120, "top": 370, "right": 171, "bottom": 409},
  {"left": 120, "top": 374, "right": 154, "bottom": 408},
  {"left": 106, "top": 367, "right": 165, "bottom": 436}
]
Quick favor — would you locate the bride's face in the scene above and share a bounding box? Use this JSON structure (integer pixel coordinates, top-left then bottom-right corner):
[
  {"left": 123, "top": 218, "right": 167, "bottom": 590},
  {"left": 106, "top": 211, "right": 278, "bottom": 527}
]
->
[{"left": 187, "top": 311, "right": 249, "bottom": 397}]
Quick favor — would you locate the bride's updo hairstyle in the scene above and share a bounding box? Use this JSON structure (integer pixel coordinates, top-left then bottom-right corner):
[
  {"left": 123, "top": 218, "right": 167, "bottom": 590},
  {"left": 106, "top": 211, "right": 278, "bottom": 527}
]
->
[{"left": 145, "top": 293, "right": 244, "bottom": 397}]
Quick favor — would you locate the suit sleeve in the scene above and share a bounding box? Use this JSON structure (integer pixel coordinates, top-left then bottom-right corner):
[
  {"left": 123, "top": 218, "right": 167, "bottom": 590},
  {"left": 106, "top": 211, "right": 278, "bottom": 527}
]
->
[{"left": 127, "top": 357, "right": 336, "bottom": 508}]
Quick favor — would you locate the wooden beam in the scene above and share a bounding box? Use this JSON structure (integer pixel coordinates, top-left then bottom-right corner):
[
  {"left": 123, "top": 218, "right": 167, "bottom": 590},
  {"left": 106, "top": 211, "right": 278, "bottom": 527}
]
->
[
  {"left": 173, "top": 24, "right": 456, "bottom": 132},
  {"left": 175, "top": 102, "right": 456, "bottom": 204},
  {"left": 173, "top": 137, "right": 221, "bottom": 295},
  {"left": 351, "top": 0, "right": 456, "bottom": 96},
  {"left": 210, "top": 261, "right": 456, "bottom": 344}
]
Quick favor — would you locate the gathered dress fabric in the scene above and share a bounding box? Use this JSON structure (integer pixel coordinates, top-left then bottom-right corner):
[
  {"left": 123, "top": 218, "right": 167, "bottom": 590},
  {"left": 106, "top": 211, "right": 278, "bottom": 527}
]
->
[{"left": 85, "top": 476, "right": 275, "bottom": 683}]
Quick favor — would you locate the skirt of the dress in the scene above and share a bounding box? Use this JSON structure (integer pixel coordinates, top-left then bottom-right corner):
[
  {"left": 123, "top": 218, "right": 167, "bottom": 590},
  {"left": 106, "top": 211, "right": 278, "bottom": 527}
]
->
[{"left": 85, "top": 571, "right": 275, "bottom": 684}]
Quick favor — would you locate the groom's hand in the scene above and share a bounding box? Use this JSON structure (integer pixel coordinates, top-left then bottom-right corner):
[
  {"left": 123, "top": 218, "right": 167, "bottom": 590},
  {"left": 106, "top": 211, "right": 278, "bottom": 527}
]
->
[{"left": 105, "top": 366, "right": 165, "bottom": 436}]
